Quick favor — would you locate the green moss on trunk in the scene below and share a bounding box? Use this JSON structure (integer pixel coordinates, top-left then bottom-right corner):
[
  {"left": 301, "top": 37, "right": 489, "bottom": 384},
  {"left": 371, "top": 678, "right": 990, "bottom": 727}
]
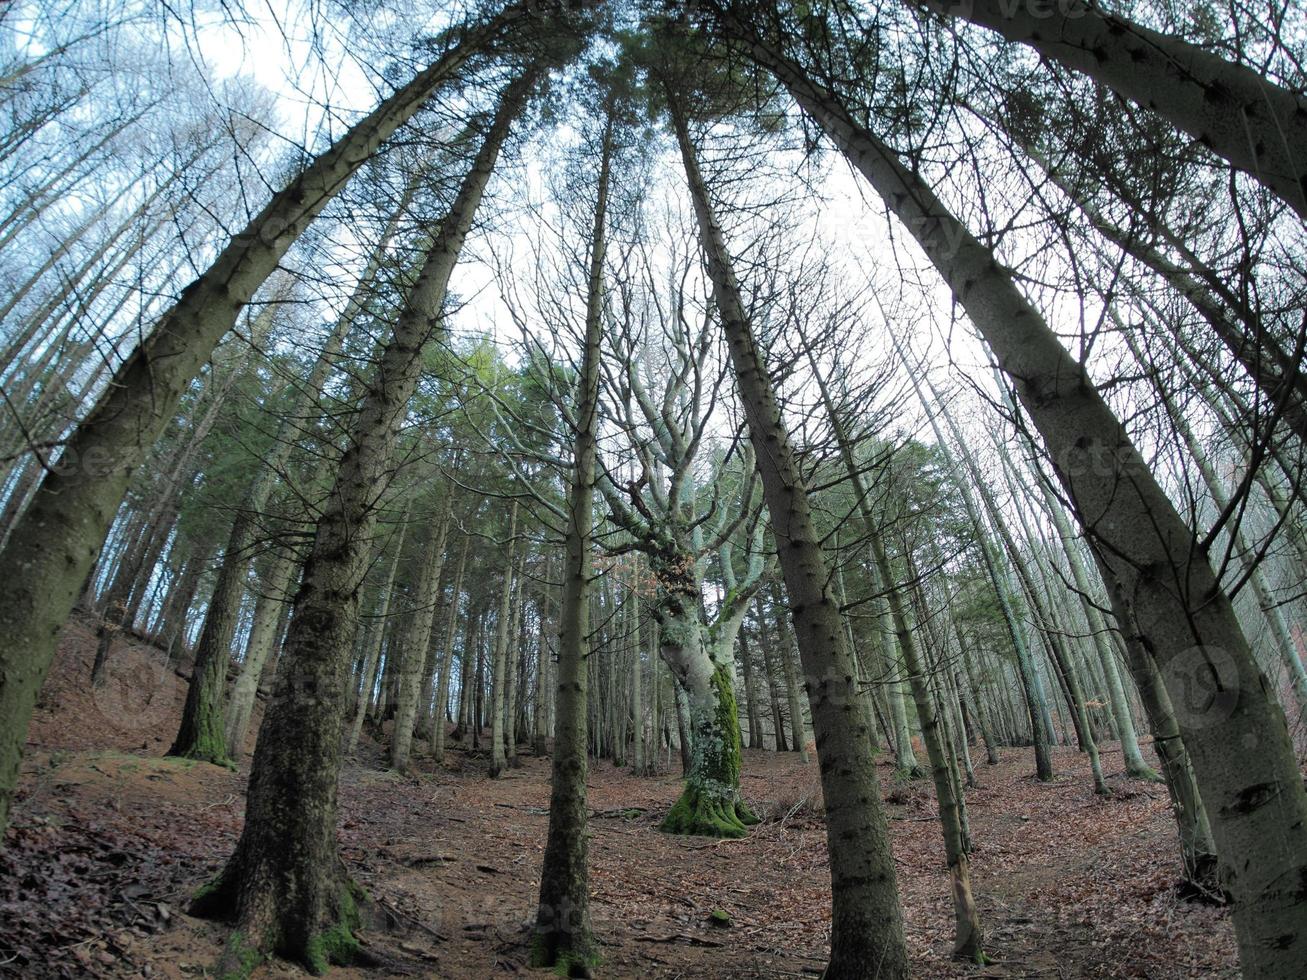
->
[{"left": 660, "top": 664, "right": 759, "bottom": 837}]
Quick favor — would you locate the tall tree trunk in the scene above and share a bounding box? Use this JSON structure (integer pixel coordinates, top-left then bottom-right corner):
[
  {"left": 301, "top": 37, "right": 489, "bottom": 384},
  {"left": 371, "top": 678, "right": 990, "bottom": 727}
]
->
[
  {"left": 530, "top": 107, "right": 611, "bottom": 978},
  {"left": 919, "top": 0, "right": 1307, "bottom": 219},
  {"left": 668, "top": 83, "right": 909, "bottom": 980},
  {"left": 0, "top": 12, "right": 524, "bottom": 833},
  {"left": 189, "top": 71, "right": 536, "bottom": 972},
  {"left": 730, "top": 32, "right": 1307, "bottom": 970}
]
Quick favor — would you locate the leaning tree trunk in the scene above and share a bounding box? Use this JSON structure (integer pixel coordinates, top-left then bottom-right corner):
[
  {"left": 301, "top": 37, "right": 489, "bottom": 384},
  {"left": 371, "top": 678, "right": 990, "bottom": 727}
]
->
[
  {"left": 0, "top": 8, "right": 527, "bottom": 834},
  {"left": 189, "top": 71, "right": 536, "bottom": 974},
  {"left": 530, "top": 108, "right": 612, "bottom": 979},
  {"left": 668, "top": 82, "right": 909, "bottom": 980},
  {"left": 805, "top": 353, "right": 923, "bottom": 775},
  {"left": 917, "top": 0, "right": 1307, "bottom": 220},
  {"left": 223, "top": 549, "right": 298, "bottom": 759},
  {"left": 930, "top": 420, "right": 1055, "bottom": 779},
  {"left": 172, "top": 190, "right": 413, "bottom": 764},
  {"left": 727, "top": 29, "right": 1307, "bottom": 972}
]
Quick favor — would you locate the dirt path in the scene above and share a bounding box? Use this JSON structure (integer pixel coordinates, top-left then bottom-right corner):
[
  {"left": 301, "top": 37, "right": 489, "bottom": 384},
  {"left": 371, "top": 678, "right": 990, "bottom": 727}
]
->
[{"left": 2, "top": 623, "right": 1239, "bottom": 978}]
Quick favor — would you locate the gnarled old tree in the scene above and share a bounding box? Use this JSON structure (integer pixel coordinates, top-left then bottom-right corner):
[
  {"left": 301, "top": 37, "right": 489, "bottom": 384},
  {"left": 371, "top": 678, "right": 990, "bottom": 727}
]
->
[{"left": 597, "top": 216, "right": 769, "bottom": 837}]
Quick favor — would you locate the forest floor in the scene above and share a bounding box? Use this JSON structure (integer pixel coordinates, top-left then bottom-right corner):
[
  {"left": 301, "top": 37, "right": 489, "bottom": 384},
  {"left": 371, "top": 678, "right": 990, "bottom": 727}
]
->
[{"left": 2, "top": 617, "right": 1240, "bottom": 979}]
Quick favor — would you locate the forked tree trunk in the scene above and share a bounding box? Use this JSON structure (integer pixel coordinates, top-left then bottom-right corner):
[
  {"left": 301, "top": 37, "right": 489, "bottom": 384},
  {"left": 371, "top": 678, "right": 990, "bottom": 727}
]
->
[
  {"left": 918, "top": 0, "right": 1307, "bottom": 220},
  {"left": 728, "top": 29, "right": 1307, "bottom": 971},
  {"left": 654, "top": 550, "right": 760, "bottom": 837},
  {"left": 0, "top": 9, "right": 527, "bottom": 833},
  {"left": 669, "top": 83, "right": 909, "bottom": 980},
  {"left": 189, "top": 71, "right": 536, "bottom": 973}
]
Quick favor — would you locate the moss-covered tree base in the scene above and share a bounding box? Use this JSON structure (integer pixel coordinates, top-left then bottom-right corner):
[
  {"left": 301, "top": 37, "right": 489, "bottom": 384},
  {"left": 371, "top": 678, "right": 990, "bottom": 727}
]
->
[
  {"left": 1125, "top": 763, "right": 1163, "bottom": 783},
  {"left": 660, "top": 785, "right": 760, "bottom": 838},
  {"left": 167, "top": 722, "right": 235, "bottom": 770},
  {"left": 191, "top": 869, "right": 365, "bottom": 977},
  {"left": 529, "top": 932, "right": 600, "bottom": 978}
]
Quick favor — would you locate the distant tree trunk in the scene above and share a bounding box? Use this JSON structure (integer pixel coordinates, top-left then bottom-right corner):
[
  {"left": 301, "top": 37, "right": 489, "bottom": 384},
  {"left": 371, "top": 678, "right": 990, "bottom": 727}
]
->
[
  {"left": 506, "top": 571, "right": 527, "bottom": 761},
  {"left": 224, "top": 549, "right": 298, "bottom": 759},
  {"left": 885, "top": 535, "right": 986, "bottom": 961},
  {"left": 347, "top": 517, "right": 409, "bottom": 756},
  {"left": 669, "top": 84, "right": 909, "bottom": 980},
  {"left": 769, "top": 585, "right": 809, "bottom": 763},
  {"left": 737, "top": 627, "right": 763, "bottom": 750},
  {"left": 392, "top": 498, "right": 451, "bottom": 773},
  {"left": 430, "top": 535, "right": 469, "bottom": 764},
  {"left": 928, "top": 416, "right": 1057, "bottom": 778},
  {"left": 189, "top": 69, "right": 535, "bottom": 972},
  {"left": 754, "top": 607, "right": 789, "bottom": 752},
  {"left": 489, "top": 502, "right": 519, "bottom": 779},
  {"left": 957, "top": 631, "right": 1001, "bottom": 765},
  {"left": 805, "top": 356, "right": 921, "bottom": 775},
  {"left": 631, "top": 602, "right": 646, "bottom": 774}
]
